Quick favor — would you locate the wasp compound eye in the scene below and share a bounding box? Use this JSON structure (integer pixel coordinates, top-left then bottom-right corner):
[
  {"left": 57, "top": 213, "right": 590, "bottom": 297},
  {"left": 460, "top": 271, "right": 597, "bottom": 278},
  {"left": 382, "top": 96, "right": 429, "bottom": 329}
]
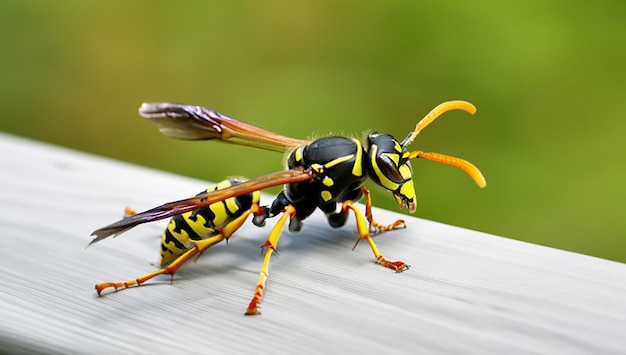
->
[{"left": 376, "top": 154, "right": 406, "bottom": 184}]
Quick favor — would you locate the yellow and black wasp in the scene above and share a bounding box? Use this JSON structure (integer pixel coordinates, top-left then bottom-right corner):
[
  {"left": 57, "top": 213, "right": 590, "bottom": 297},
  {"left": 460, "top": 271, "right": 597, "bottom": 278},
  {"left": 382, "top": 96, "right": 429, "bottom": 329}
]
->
[{"left": 90, "top": 100, "right": 486, "bottom": 315}]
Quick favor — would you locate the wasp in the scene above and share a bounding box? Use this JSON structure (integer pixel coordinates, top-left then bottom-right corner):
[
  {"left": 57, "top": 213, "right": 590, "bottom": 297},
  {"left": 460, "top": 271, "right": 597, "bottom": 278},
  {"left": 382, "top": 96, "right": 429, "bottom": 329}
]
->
[{"left": 90, "top": 100, "right": 486, "bottom": 315}]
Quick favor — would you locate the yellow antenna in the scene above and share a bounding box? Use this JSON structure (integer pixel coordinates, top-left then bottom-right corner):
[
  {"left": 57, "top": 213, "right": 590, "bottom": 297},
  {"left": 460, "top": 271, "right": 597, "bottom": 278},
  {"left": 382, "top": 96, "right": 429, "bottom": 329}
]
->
[
  {"left": 403, "top": 101, "right": 486, "bottom": 188},
  {"left": 407, "top": 151, "right": 486, "bottom": 188},
  {"left": 401, "top": 100, "right": 476, "bottom": 148}
]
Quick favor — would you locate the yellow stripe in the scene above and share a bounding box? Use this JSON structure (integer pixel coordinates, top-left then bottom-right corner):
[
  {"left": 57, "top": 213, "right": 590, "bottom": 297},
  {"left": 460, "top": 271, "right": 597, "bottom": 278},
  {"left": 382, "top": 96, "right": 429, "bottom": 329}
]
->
[
  {"left": 225, "top": 197, "right": 239, "bottom": 214},
  {"left": 252, "top": 190, "right": 261, "bottom": 204},
  {"left": 394, "top": 141, "right": 402, "bottom": 153},
  {"left": 294, "top": 146, "right": 303, "bottom": 162},
  {"left": 384, "top": 152, "right": 399, "bottom": 165},
  {"left": 183, "top": 209, "right": 212, "bottom": 232},
  {"left": 399, "top": 164, "right": 412, "bottom": 179},
  {"left": 369, "top": 144, "right": 399, "bottom": 190},
  {"left": 215, "top": 180, "right": 232, "bottom": 190},
  {"left": 324, "top": 154, "right": 354, "bottom": 169},
  {"left": 207, "top": 201, "right": 228, "bottom": 227},
  {"left": 352, "top": 139, "right": 363, "bottom": 177}
]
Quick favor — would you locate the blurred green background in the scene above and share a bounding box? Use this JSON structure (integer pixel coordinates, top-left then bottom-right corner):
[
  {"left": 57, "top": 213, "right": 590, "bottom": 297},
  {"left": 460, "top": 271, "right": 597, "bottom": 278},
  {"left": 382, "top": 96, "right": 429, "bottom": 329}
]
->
[{"left": 1, "top": 1, "right": 625, "bottom": 262}]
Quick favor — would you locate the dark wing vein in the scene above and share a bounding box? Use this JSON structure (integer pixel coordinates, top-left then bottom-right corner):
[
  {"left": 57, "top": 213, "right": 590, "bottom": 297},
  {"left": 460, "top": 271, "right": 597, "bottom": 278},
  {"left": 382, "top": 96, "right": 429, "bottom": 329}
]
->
[
  {"left": 139, "top": 102, "right": 310, "bottom": 152},
  {"left": 89, "top": 168, "right": 314, "bottom": 245}
]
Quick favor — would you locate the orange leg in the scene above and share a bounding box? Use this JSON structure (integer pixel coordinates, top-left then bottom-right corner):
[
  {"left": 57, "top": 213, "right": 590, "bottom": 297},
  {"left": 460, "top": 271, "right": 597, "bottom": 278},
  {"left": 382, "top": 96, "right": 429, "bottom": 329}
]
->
[
  {"left": 343, "top": 200, "right": 409, "bottom": 272},
  {"left": 361, "top": 187, "right": 406, "bottom": 233},
  {"left": 95, "top": 206, "right": 258, "bottom": 295},
  {"left": 245, "top": 205, "right": 296, "bottom": 315},
  {"left": 95, "top": 233, "right": 226, "bottom": 295}
]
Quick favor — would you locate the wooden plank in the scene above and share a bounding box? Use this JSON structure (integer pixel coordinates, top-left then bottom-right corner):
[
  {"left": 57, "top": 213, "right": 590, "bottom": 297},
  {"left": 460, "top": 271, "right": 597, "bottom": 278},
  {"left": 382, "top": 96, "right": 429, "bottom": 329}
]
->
[{"left": 1, "top": 132, "right": 625, "bottom": 354}]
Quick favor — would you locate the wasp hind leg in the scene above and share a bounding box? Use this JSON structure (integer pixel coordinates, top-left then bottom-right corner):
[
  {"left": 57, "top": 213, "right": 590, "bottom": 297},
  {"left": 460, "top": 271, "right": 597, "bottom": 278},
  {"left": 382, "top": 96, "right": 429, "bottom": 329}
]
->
[
  {"left": 95, "top": 233, "right": 227, "bottom": 295},
  {"left": 95, "top": 206, "right": 257, "bottom": 296}
]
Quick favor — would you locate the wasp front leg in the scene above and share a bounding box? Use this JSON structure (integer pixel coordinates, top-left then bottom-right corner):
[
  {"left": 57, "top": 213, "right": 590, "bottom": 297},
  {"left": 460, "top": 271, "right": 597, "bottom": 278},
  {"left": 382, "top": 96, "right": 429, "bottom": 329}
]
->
[
  {"left": 342, "top": 200, "right": 409, "bottom": 272},
  {"left": 361, "top": 187, "right": 406, "bottom": 234}
]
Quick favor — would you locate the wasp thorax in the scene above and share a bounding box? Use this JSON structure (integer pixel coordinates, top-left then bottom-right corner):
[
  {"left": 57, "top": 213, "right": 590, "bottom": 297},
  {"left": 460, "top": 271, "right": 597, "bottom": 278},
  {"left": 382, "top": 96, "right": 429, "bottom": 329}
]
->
[{"left": 366, "top": 132, "right": 417, "bottom": 213}]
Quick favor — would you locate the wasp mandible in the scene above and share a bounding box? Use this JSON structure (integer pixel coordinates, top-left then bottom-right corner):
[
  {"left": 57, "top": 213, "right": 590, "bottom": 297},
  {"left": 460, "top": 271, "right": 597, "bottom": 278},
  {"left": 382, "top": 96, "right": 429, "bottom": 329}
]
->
[{"left": 90, "top": 100, "right": 486, "bottom": 315}]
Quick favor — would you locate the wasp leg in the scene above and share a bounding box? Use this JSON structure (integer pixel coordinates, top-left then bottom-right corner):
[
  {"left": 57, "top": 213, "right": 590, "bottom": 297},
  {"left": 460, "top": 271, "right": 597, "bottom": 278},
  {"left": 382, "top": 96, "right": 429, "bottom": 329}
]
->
[
  {"left": 361, "top": 187, "right": 406, "bottom": 234},
  {"left": 95, "top": 205, "right": 259, "bottom": 295},
  {"left": 245, "top": 205, "right": 296, "bottom": 315},
  {"left": 342, "top": 200, "right": 409, "bottom": 272},
  {"left": 94, "top": 234, "right": 225, "bottom": 295},
  {"left": 191, "top": 204, "right": 262, "bottom": 262}
]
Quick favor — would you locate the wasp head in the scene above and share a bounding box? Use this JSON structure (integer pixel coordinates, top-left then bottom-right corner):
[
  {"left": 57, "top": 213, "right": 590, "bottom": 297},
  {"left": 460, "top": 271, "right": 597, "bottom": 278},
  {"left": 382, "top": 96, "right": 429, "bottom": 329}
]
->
[{"left": 366, "top": 132, "right": 417, "bottom": 213}]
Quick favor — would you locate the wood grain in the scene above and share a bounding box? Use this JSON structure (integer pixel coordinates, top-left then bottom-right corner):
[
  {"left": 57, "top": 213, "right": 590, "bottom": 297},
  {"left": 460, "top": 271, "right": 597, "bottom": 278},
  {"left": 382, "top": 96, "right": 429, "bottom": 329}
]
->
[{"left": 1, "top": 133, "right": 625, "bottom": 354}]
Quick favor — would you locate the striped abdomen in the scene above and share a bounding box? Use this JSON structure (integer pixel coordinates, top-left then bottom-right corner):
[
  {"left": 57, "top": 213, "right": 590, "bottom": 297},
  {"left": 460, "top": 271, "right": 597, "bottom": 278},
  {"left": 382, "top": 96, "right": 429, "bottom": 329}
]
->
[{"left": 159, "top": 179, "right": 260, "bottom": 266}]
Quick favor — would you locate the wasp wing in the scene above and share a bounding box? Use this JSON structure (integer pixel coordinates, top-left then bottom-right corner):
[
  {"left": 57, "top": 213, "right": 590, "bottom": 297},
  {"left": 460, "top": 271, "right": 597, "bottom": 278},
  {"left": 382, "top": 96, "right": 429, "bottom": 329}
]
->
[
  {"left": 139, "top": 102, "right": 310, "bottom": 152},
  {"left": 89, "top": 168, "right": 314, "bottom": 245}
]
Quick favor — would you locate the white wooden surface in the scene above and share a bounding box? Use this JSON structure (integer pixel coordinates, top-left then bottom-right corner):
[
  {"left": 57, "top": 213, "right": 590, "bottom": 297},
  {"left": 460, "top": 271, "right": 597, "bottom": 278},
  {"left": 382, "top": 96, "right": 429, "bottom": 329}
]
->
[{"left": 1, "top": 132, "right": 625, "bottom": 355}]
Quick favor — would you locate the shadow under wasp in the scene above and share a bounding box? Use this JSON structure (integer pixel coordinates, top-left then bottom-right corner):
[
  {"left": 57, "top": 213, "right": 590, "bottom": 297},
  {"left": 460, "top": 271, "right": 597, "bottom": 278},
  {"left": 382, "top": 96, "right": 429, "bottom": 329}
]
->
[{"left": 89, "top": 100, "right": 486, "bottom": 315}]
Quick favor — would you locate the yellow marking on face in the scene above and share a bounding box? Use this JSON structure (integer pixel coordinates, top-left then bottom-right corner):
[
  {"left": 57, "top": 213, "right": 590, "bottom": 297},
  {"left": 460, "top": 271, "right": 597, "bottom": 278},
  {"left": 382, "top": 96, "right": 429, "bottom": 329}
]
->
[
  {"left": 384, "top": 152, "right": 399, "bottom": 165},
  {"left": 394, "top": 141, "right": 402, "bottom": 153},
  {"left": 321, "top": 190, "right": 332, "bottom": 201},
  {"left": 322, "top": 176, "right": 334, "bottom": 187},
  {"left": 400, "top": 178, "right": 414, "bottom": 196},
  {"left": 398, "top": 178, "right": 416, "bottom": 203},
  {"left": 399, "top": 164, "right": 412, "bottom": 179}
]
